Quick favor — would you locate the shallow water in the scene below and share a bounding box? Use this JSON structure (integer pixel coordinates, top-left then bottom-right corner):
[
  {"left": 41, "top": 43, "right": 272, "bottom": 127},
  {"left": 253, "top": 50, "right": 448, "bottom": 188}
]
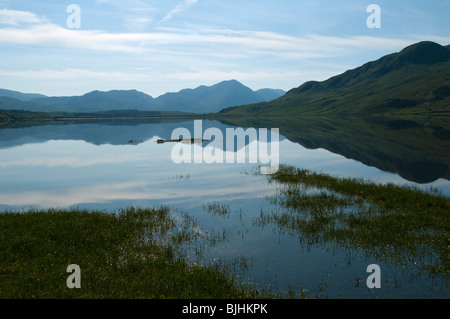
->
[{"left": 1, "top": 118, "right": 449, "bottom": 298}]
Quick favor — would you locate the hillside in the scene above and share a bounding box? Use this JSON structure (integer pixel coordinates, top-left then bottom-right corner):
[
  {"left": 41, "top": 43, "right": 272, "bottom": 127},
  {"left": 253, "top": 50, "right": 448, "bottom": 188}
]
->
[
  {"left": 0, "top": 80, "right": 285, "bottom": 114},
  {"left": 219, "top": 41, "right": 450, "bottom": 116}
]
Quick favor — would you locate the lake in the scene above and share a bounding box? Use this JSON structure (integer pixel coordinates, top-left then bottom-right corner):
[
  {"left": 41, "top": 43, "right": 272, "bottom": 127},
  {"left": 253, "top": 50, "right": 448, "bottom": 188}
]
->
[{"left": 1, "top": 117, "right": 449, "bottom": 298}]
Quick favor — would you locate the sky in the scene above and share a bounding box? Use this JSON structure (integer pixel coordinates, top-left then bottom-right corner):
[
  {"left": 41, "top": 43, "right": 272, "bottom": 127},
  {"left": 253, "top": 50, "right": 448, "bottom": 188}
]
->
[{"left": 0, "top": 0, "right": 449, "bottom": 97}]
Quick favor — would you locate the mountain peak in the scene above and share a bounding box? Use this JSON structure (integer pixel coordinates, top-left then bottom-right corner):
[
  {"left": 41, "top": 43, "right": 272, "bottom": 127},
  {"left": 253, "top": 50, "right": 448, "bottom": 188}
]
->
[
  {"left": 398, "top": 41, "right": 450, "bottom": 65},
  {"left": 214, "top": 79, "right": 245, "bottom": 87}
]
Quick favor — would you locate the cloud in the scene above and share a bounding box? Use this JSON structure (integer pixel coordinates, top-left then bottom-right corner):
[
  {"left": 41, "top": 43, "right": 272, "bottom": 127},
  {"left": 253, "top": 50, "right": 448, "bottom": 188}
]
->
[
  {"left": 0, "top": 15, "right": 416, "bottom": 59},
  {"left": 0, "top": 139, "right": 158, "bottom": 168},
  {"left": 0, "top": 9, "right": 430, "bottom": 59},
  {"left": 162, "top": 0, "right": 198, "bottom": 22},
  {"left": 0, "top": 23, "right": 151, "bottom": 53},
  {"left": 124, "top": 16, "right": 153, "bottom": 33},
  {"left": 93, "top": 0, "right": 157, "bottom": 32},
  {"left": 0, "top": 68, "right": 150, "bottom": 81},
  {"left": 0, "top": 8, "right": 46, "bottom": 25},
  {"left": 165, "top": 69, "right": 314, "bottom": 82}
]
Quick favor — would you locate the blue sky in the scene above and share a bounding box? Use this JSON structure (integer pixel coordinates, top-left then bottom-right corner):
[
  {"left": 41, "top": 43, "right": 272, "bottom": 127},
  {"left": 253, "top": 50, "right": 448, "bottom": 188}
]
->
[{"left": 0, "top": 0, "right": 449, "bottom": 97}]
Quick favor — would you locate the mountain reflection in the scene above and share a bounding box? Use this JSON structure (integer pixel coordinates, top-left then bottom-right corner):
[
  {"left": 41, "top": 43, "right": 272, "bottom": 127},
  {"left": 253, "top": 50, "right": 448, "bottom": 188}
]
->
[
  {"left": 219, "top": 116, "right": 450, "bottom": 184},
  {"left": 0, "top": 116, "right": 449, "bottom": 184}
]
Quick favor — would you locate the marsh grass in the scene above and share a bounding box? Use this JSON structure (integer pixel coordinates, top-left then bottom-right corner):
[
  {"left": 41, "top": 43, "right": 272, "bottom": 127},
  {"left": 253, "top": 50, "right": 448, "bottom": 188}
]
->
[
  {"left": 0, "top": 206, "right": 263, "bottom": 299},
  {"left": 259, "top": 165, "right": 450, "bottom": 278},
  {"left": 203, "top": 201, "right": 231, "bottom": 217}
]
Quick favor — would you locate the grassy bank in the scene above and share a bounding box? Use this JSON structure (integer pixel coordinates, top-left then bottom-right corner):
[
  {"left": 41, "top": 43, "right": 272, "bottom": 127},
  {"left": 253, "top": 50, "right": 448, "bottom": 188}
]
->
[{"left": 0, "top": 207, "right": 262, "bottom": 299}]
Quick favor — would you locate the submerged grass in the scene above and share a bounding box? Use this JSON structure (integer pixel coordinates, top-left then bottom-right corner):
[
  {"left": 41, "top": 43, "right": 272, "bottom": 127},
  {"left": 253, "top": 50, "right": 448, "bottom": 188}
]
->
[
  {"left": 0, "top": 206, "right": 264, "bottom": 299},
  {"left": 259, "top": 165, "right": 450, "bottom": 277}
]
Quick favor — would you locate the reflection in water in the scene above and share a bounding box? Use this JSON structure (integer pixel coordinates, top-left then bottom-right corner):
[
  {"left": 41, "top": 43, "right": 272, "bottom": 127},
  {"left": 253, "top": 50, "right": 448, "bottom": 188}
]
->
[
  {"left": 220, "top": 116, "right": 450, "bottom": 184},
  {"left": 2, "top": 116, "right": 450, "bottom": 184},
  {"left": 0, "top": 117, "right": 449, "bottom": 298}
]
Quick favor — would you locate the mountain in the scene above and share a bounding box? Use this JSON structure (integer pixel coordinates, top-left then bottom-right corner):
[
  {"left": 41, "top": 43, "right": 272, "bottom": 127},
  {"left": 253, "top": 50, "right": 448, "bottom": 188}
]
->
[
  {"left": 0, "top": 89, "right": 47, "bottom": 101},
  {"left": 30, "top": 89, "right": 155, "bottom": 113},
  {"left": 219, "top": 41, "right": 450, "bottom": 116},
  {"left": 0, "top": 96, "right": 37, "bottom": 111},
  {"left": 0, "top": 80, "right": 285, "bottom": 114},
  {"left": 255, "top": 88, "right": 287, "bottom": 102},
  {"left": 156, "top": 80, "right": 284, "bottom": 113}
]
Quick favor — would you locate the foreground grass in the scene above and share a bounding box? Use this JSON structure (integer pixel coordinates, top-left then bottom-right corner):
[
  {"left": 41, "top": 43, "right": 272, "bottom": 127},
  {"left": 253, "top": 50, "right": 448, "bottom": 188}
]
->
[
  {"left": 259, "top": 165, "right": 450, "bottom": 277},
  {"left": 0, "top": 207, "right": 262, "bottom": 299}
]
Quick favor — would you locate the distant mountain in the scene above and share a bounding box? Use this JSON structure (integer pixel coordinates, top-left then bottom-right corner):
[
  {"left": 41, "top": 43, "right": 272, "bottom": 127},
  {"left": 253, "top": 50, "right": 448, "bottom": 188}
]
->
[
  {"left": 30, "top": 89, "right": 155, "bottom": 113},
  {"left": 0, "top": 96, "right": 36, "bottom": 110},
  {"left": 255, "top": 88, "right": 286, "bottom": 102},
  {"left": 0, "top": 89, "right": 47, "bottom": 101},
  {"left": 157, "top": 80, "right": 284, "bottom": 113},
  {"left": 0, "top": 80, "right": 285, "bottom": 114},
  {"left": 220, "top": 41, "right": 450, "bottom": 116}
]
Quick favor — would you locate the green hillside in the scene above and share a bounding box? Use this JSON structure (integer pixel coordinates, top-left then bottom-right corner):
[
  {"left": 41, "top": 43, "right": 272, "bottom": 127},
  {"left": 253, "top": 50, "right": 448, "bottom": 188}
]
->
[{"left": 219, "top": 41, "right": 450, "bottom": 116}]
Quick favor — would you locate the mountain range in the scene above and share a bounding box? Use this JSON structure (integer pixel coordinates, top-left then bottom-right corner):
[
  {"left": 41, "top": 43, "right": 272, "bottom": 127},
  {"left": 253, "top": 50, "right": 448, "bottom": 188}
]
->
[
  {"left": 220, "top": 41, "right": 450, "bottom": 116},
  {"left": 1, "top": 41, "right": 449, "bottom": 117},
  {"left": 0, "top": 80, "right": 285, "bottom": 114}
]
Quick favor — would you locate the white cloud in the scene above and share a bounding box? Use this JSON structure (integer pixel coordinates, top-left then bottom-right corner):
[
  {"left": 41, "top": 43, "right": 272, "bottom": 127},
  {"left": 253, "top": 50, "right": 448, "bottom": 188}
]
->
[
  {"left": 0, "top": 23, "right": 150, "bottom": 53},
  {"left": 0, "top": 68, "right": 149, "bottom": 81},
  {"left": 0, "top": 15, "right": 416, "bottom": 60},
  {"left": 125, "top": 16, "right": 153, "bottom": 33},
  {"left": 162, "top": 0, "right": 198, "bottom": 22},
  {"left": 0, "top": 9, "right": 425, "bottom": 59},
  {"left": 165, "top": 69, "right": 325, "bottom": 83},
  {"left": 0, "top": 8, "right": 46, "bottom": 25}
]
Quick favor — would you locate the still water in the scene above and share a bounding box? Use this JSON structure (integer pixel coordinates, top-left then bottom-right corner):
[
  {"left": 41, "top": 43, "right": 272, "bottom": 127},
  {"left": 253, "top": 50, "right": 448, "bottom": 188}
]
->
[{"left": 1, "top": 118, "right": 449, "bottom": 298}]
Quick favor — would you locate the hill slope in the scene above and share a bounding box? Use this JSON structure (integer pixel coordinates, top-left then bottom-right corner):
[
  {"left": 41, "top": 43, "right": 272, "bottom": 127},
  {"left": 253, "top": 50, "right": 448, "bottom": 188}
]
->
[{"left": 220, "top": 41, "right": 450, "bottom": 116}]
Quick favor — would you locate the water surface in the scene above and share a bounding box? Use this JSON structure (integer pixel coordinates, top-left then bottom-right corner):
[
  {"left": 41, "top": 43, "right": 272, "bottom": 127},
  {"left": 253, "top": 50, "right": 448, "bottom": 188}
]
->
[{"left": 1, "top": 118, "right": 449, "bottom": 298}]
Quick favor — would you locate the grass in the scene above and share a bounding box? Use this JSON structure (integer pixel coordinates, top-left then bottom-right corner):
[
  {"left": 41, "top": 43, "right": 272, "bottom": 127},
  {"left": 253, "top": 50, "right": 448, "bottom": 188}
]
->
[
  {"left": 258, "top": 165, "right": 450, "bottom": 277},
  {"left": 203, "top": 201, "right": 231, "bottom": 217},
  {"left": 0, "top": 206, "right": 264, "bottom": 299}
]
